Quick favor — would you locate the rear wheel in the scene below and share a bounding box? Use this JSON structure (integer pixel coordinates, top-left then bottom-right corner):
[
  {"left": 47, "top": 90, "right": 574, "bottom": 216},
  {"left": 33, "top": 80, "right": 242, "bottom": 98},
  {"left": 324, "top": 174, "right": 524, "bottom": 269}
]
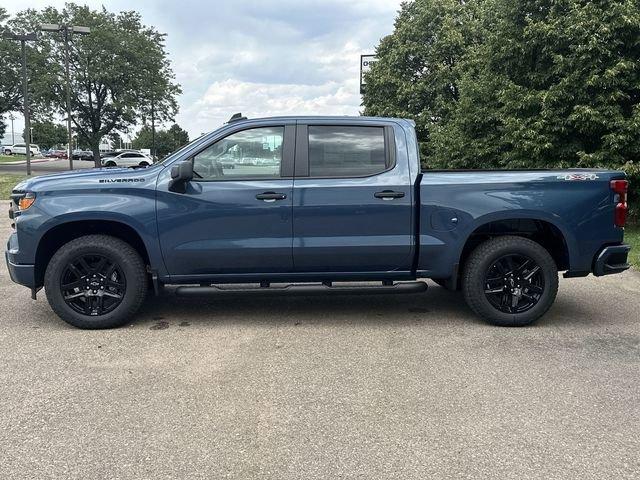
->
[
  {"left": 462, "top": 236, "right": 558, "bottom": 327},
  {"left": 44, "top": 235, "right": 147, "bottom": 329}
]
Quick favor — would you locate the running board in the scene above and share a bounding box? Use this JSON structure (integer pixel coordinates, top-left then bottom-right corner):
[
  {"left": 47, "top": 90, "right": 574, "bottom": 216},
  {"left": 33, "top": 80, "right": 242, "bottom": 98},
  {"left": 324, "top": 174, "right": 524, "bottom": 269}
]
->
[{"left": 174, "top": 281, "right": 427, "bottom": 297}]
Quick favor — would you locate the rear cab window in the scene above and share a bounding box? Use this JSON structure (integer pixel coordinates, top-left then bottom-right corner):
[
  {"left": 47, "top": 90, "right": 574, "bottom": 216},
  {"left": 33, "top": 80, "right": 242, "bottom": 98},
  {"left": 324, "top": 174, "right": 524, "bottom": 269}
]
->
[{"left": 295, "top": 123, "right": 396, "bottom": 178}]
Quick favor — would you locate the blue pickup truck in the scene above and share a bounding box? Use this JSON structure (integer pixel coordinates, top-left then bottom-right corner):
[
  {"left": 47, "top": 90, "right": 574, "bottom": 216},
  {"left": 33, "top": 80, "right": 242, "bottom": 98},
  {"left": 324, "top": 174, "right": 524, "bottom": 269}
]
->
[{"left": 5, "top": 115, "right": 631, "bottom": 329}]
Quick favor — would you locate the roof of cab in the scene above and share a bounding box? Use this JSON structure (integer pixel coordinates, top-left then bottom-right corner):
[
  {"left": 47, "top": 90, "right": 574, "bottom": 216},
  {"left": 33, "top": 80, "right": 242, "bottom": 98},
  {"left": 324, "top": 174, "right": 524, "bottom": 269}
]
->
[{"left": 226, "top": 113, "right": 414, "bottom": 127}]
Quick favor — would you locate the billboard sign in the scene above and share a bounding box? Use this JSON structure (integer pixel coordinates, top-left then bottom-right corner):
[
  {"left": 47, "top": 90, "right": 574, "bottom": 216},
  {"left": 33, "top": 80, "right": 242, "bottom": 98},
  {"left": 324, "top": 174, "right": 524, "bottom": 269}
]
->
[{"left": 360, "top": 54, "right": 377, "bottom": 94}]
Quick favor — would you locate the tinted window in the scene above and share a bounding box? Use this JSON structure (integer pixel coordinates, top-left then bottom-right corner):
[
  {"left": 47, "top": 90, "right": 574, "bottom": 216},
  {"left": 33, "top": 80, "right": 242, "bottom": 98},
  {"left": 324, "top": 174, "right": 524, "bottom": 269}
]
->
[
  {"left": 308, "top": 126, "right": 388, "bottom": 177},
  {"left": 193, "top": 127, "right": 283, "bottom": 180}
]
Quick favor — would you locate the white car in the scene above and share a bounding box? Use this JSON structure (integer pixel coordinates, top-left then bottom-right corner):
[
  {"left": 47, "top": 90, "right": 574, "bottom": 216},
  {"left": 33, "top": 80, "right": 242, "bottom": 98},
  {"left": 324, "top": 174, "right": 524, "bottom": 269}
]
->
[
  {"left": 101, "top": 151, "right": 152, "bottom": 168},
  {"left": 4, "top": 143, "right": 40, "bottom": 156}
]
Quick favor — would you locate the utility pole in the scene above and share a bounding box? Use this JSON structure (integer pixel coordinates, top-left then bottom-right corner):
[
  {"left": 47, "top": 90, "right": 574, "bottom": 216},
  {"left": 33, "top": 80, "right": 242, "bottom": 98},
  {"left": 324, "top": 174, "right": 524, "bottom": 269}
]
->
[
  {"left": 3, "top": 32, "right": 37, "bottom": 176},
  {"left": 40, "top": 24, "right": 90, "bottom": 170},
  {"left": 151, "top": 96, "right": 156, "bottom": 161}
]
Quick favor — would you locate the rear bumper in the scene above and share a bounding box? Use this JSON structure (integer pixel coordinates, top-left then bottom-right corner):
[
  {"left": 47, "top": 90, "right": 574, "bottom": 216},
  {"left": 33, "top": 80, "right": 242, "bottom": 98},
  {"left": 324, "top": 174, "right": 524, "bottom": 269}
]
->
[
  {"left": 5, "top": 250, "right": 36, "bottom": 288},
  {"left": 593, "top": 244, "right": 631, "bottom": 276}
]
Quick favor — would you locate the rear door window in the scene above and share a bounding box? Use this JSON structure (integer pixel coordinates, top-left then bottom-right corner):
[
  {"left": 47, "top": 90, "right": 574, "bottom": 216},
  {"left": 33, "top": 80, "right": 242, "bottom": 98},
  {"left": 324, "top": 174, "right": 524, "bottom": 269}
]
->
[{"left": 307, "top": 126, "right": 388, "bottom": 177}]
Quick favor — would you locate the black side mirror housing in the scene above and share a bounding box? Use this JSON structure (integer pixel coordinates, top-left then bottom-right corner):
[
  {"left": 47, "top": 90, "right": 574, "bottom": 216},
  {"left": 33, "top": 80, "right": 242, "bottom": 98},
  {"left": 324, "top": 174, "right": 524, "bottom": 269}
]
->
[{"left": 169, "top": 161, "right": 194, "bottom": 193}]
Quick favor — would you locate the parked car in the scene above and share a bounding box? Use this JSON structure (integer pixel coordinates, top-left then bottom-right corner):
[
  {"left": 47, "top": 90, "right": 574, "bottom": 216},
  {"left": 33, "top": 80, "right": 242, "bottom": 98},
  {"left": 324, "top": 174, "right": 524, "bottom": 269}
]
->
[
  {"left": 45, "top": 149, "right": 67, "bottom": 159},
  {"left": 5, "top": 115, "right": 631, "bottom": 329},
  {"left": 101, "top": 151, "right": 152, "bottom": 168},
  {"left": 72, "top": 150, "right": 94, "bottom": 161},
  {"left": 4, "top": 143, "right": 40, "bottom": 156}
]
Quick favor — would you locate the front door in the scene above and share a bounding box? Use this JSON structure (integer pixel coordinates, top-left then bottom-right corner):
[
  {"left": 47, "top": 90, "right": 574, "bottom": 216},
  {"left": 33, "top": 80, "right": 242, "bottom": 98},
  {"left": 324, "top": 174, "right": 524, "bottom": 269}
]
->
[{"left": 156, "top": 123, "right": 295, "bottom": 277}]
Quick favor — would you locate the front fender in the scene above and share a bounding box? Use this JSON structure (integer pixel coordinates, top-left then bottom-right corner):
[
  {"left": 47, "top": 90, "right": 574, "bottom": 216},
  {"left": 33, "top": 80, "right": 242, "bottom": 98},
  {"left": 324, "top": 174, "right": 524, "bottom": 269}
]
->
[{"left": 12, "top": 189, "right": 166, "bottom": 276}]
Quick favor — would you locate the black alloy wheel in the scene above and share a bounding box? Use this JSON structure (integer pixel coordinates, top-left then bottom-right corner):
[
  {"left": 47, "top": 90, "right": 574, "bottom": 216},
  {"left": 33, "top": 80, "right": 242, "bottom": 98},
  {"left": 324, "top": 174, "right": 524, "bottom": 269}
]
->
[
  {"left": 462, "top": 236, "right": 558, "bottom": 327},
  {"left": 60, "top": 253, "right": 126, "bottom": 316},
  {"left": 483, "top": 254, "right": 544, "bottom": 314},
  {"left": 44, "top": 235, "right": 148, "bottom": 329}
]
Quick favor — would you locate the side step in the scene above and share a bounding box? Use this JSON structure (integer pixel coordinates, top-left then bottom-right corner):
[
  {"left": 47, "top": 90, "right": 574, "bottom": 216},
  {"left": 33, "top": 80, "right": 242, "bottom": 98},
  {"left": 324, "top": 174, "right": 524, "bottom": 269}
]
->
[{"left": 174, "top": 281, "right": 427, "bottom": 297}]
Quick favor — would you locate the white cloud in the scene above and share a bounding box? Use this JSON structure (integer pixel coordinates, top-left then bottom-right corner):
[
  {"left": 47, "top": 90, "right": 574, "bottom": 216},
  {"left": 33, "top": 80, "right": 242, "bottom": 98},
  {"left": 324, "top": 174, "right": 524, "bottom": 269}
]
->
[{"left": 3, "top": 0, "right": 404, "bottom": 140}]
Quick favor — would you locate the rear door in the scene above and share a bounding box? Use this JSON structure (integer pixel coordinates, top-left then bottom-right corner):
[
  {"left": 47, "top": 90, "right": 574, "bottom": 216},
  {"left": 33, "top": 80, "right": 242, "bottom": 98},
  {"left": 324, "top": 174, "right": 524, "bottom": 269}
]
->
[{"left": 292, "top": 121, "right": 413, "bottom": 273}]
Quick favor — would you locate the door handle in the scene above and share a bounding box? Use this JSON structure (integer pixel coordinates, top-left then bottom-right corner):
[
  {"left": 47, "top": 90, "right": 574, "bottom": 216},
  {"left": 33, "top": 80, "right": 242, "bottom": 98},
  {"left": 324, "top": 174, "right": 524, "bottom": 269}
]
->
[
  {"left": 256, "top": 192, "right": 287, "bottom": 202},
  {"left": 374, "top": 190, "right": 405, "bottom": 200}
]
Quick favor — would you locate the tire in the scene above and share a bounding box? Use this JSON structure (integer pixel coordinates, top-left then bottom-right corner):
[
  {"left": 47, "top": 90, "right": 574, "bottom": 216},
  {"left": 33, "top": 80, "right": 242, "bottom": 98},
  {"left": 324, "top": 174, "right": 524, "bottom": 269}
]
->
[
  {"left": 44, "top": 235, "right": 148, "bottom": 329},
  {"left": 105, "top": 161, "right": 116, "bottom": 167},
  {"left": 139, "top": 161, "right": 149, "bottom": 167},
  {"left": 462, "top": 236, "right": 558, "bottom": 327}
]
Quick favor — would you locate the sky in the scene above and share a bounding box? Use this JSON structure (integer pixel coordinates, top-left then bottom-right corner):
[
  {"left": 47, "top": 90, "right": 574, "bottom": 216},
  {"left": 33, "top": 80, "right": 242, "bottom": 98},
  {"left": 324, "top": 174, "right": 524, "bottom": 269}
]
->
[{"left": 3, "top": 0, "right": 403, "bottom": 141}]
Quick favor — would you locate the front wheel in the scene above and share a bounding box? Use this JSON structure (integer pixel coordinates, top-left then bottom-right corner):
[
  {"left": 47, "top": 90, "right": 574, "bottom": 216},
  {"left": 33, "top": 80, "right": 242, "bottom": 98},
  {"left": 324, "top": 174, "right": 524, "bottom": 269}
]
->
[
  {"left": 462, "top": 236, "right": 558, "bottom": 327},
  {"left": 44, "top": 235, "right": 148, "bottom": 329}
]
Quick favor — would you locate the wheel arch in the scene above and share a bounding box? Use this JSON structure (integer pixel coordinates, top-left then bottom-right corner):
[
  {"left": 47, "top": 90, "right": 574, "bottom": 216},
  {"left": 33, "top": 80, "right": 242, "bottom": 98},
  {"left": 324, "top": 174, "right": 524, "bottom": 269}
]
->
[
  {"left": 462, "top": 214, "right": 570, "bottom": 262},
  {"left": 34, "top": 219, "right": 151, "bottom": 287},
  {"left": 448, "top": 215, "right": 572, "bottom": 290}
]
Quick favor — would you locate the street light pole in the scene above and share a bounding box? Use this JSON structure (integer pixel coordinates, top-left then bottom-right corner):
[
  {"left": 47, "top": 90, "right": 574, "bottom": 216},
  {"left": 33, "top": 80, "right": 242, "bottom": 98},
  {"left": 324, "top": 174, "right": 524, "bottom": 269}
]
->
[
  {"left": 62, "top": 27, "right": 73, "bottom": 170},
  {"left": 20, "top": 40, "right": 31, "bottom": 175},
  {"left": 3, "top": 32, "right": 37, "bottom": 176},
  {"left": 9, "top": 113, "right": 15, "bottom": 145},
  {"left": 40, "top": 23, "right": 90, "bottom": 170}
]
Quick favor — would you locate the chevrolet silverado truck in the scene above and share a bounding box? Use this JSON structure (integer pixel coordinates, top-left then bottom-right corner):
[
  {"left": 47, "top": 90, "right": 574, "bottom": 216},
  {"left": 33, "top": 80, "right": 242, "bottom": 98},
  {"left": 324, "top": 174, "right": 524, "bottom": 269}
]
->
[{"left": 5, "top": 115, "right": 632, "bottom": 329}]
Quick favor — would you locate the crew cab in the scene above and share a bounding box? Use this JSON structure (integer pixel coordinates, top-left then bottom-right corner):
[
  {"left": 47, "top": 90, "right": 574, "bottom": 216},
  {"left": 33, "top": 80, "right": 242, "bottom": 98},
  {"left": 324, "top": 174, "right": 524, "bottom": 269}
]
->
[{"left": 5, "top": 115, "right": 631, "bottom": 329}]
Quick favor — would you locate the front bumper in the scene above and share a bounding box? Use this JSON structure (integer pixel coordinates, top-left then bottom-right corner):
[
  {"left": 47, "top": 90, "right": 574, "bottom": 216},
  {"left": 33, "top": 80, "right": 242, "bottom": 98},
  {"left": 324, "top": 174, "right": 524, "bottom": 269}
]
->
[
  {"left": 593, "top": 244, "right": 631, "bottom": 276},
  {"left": 5, "top": 250, "right": 36, "bottom": 288}
]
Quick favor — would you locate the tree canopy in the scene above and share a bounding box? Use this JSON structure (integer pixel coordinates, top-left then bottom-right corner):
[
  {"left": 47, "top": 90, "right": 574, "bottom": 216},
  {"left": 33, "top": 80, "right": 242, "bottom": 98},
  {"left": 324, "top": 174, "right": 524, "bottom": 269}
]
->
[
  {"left": 4, "top": 3, "right": 181, "bottom": 166},
  {"left": 363, "top": 0, "right": 640, "bottom": 198},
  {"left": 26, "top": 120, "right": 67, "bottom": 149},
  {"left": 132, "top": 123, "right": 189, "bottom": 159}
]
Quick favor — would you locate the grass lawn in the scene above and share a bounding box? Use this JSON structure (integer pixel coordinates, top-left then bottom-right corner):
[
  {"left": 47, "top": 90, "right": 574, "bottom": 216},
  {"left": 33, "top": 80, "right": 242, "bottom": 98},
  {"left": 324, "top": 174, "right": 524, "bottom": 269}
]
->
[
  {"left": 0, "top": 154, "right": 24, "bottom": 163},
  {"left": 0, "top": 174, "right": 27, "bottom": 200},
  {"left": 0, "top": 154, "right": 47, "bottom": 163},
  {"left": 625, "top": 224, "right": 639, "bottom": 270}
]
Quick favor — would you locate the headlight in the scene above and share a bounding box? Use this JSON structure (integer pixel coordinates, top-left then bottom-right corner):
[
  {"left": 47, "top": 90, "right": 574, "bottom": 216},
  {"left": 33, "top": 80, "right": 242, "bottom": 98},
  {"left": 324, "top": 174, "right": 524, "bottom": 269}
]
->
[{"left": 18, "top": 192, "right": 36, "bottom": 211}]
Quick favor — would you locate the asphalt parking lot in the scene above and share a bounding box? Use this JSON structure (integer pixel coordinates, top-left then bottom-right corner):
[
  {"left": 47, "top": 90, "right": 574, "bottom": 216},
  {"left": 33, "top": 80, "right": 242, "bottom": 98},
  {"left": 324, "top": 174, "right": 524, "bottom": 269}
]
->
[
  {"left": 1, "top": 219, "right": 639, "bottom": 479},
  {"left": 0, "top": 158, "right": 94, "bottom": 175}
]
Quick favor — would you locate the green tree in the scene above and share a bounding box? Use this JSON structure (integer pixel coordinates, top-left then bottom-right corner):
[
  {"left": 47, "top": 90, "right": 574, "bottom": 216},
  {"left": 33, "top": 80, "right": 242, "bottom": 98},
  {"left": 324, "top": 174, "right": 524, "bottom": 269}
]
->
[
  {"left": 25, "top": 120, "right": 67, "bottom": 149},
  {"left": 132, "top": 123, "right": 189, "bottom": 159},
  {"left": 13, "top": 3, "right": 181, "bottom": 166},
  {"left": 363, "top": 0, "right": 640, "bottom": 199},
  {"left": 432, "top": 0, "right": 640, "bottom": 172},
  {"left": 363, "top": 0, "right": 482, "bottom": 149},
  {"left": 0, "top": 8, "right": 22, "bottom": 118}
]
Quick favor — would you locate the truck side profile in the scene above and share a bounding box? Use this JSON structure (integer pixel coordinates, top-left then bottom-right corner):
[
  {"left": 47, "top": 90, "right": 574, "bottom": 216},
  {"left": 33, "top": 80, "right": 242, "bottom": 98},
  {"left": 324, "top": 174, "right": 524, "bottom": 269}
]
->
[{"left": 5, "top": 115, "right": 631, "bottom": 329}]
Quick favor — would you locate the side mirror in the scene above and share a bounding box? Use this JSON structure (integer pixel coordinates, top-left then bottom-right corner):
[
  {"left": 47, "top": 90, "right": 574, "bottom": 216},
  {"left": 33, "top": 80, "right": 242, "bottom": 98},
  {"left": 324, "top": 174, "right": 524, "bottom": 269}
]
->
[{"left": 169, "top": 160, "right": 194, "bottom": 193}]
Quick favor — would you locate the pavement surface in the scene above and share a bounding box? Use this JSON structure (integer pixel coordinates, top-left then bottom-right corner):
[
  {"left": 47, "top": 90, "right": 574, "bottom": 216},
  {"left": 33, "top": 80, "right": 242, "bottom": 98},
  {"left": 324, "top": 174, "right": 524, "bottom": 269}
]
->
[
  {"left": 0, "top": 218, "right": 639, "bottom": 479},
  {"left": 0, "top": 158, "right": 94, "bottom": 174}
]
